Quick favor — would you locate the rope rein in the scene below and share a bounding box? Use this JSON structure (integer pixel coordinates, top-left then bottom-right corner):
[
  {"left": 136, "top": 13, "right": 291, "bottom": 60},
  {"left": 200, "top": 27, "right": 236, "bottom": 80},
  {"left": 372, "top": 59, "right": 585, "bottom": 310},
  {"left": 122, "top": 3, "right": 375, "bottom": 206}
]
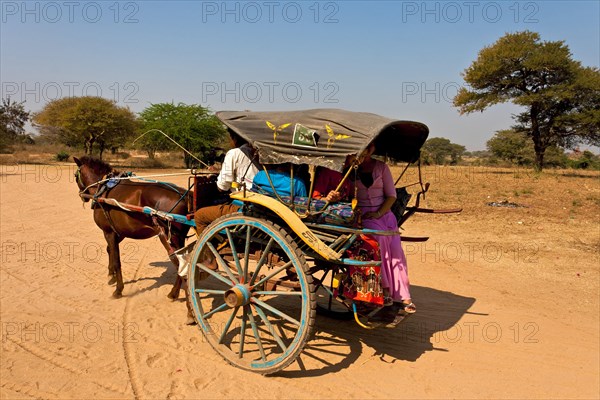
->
[{"left": 79, "top": 171, "right": 194, "bottom": 196}]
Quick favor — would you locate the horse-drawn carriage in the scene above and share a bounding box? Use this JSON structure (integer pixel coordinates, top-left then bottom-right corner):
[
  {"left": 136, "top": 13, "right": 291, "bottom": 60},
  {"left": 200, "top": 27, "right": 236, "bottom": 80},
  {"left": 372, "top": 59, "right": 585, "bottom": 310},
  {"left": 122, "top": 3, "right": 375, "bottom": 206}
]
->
[{"left": 75, "top": 109, "right": 460, "bottom": 374}]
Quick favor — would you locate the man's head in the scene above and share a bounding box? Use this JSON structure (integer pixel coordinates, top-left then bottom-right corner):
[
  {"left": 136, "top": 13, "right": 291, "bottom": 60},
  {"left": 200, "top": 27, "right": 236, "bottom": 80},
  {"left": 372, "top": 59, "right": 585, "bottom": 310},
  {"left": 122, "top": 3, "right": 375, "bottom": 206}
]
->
[{"left": 228, "top": 128, "right": 247, "bottom": 148}]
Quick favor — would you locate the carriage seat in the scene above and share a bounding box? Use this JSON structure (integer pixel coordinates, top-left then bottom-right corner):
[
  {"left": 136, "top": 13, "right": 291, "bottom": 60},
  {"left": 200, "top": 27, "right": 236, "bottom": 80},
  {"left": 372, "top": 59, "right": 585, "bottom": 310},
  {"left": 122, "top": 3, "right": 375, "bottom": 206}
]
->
[{"left": 252, "top": 192, "right": 355, "bottom": 226}]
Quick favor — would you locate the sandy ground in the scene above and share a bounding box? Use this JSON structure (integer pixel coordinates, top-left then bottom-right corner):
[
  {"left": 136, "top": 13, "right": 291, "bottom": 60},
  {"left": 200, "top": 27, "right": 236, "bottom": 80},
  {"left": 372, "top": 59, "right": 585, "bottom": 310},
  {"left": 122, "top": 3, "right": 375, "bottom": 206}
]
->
[{"left": 1, "top": 163, "right": 598, "bottom": 399}]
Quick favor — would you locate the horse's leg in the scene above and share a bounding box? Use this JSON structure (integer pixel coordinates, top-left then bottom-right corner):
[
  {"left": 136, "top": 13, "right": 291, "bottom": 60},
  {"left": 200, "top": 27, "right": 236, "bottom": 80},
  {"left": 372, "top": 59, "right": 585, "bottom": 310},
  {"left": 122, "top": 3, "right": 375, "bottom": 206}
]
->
[
  {"left": 167, "top": 227, "right": 195, "bottom": 324},
  {"left": 106, "top": 245, "right": 117, "bottom": 285},
  {"left": 168, "top": 277, "right": 182, "bottom": 300},
  {"left": 104, "top": 231, "right": 124, "bottom": 298},
  {"left": 152, "top": 218, "right": 184, "bottom": 300},
  {"left": 167, "top": 231, "right": 187, "bottom": 300},
  {"left": 183, "top": 280, "right": 196, "bottom": 325},
  {"left": 95, "top": 209, "right": 118, "bottom": 285}
]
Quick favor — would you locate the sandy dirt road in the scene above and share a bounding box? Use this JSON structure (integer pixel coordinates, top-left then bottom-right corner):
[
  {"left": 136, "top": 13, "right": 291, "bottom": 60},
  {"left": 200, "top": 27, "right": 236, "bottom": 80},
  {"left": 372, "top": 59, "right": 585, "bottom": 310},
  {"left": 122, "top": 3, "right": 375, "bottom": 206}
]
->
[{"left": 1, "top": 164, "right": 598, "bottom": 399}]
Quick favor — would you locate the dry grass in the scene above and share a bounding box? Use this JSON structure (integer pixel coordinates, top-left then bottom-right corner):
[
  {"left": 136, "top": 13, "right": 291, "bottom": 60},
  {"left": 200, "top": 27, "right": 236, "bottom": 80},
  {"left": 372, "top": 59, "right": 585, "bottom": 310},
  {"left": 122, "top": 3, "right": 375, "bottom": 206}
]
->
[
  {"left": 394, "top": 164, "right": 599, "bottom": 302},
  {"left": 392, "top": 164, "right": 600, "bottom": 223}
]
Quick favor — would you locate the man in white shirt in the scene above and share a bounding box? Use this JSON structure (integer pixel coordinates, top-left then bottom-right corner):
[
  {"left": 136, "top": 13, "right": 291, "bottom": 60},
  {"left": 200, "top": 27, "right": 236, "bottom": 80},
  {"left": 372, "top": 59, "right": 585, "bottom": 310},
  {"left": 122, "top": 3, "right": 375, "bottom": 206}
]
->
[
  {"left": 193, "top": 129, "right": 259, "bottom": 234},
  {"left": 216, "top": 139, "right": 257, "bottom": 191}
]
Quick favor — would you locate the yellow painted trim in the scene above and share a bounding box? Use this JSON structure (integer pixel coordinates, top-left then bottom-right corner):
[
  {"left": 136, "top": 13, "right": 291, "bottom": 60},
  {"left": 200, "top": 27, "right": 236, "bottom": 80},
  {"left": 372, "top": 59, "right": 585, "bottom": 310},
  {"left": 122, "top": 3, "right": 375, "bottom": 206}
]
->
[{"left": 230, "top": 191, "right": 339, "bottom": 260}]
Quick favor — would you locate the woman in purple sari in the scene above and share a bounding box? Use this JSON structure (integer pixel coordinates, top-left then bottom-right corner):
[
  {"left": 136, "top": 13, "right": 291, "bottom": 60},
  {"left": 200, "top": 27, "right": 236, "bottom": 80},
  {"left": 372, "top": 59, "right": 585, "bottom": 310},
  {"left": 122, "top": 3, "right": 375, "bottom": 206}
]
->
[{"left": 353, "top": 143, "right": 416, "bottom": 319}]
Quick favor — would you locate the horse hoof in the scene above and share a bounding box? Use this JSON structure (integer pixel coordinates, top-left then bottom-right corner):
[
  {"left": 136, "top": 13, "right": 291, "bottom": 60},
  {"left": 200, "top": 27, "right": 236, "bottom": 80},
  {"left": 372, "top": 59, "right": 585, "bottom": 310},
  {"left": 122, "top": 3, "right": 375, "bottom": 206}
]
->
[
  {"left": 167, "top": 293, "right": 178, "bottom": 301},
  {"left": 108, "top": 276, "right": 117, "bottom": 285},
  {"left": 112, "top": 291, "right": 123, "bottom": 299},
  {"left": 185, "top": 316, "right": 197, "bottom": 326}
]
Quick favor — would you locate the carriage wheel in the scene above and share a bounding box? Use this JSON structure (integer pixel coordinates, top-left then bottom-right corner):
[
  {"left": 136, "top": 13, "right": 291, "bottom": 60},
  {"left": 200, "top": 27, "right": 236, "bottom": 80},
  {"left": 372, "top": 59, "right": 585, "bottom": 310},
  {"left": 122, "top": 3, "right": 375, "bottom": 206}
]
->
[
  {"left": 313, "top": 262, "right": 354, "bottom": 320},
  {"left": 188, "top": 214, "right": 315, "bottom": 374}
]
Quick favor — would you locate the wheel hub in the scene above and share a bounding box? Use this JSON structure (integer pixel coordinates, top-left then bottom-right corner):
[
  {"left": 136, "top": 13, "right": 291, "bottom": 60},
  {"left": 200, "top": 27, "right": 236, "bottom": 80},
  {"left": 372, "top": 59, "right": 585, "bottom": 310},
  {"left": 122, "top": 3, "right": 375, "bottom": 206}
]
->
[{"left": 224, "top": 284, "right": 251, "bottom": 307}]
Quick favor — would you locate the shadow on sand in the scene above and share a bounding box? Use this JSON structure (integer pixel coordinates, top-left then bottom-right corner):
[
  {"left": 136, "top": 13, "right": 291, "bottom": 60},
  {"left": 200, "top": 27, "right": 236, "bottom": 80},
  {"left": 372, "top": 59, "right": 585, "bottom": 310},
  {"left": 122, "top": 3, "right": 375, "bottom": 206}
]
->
[
  {"left": 277, "top": 285, "right": 477, "bottom": 378},
  {"left": 123, "top": 260, "right": 182, "bottom": 298},
  {"left": 124, "top": 263, "right": 477, "bottom": 377}
]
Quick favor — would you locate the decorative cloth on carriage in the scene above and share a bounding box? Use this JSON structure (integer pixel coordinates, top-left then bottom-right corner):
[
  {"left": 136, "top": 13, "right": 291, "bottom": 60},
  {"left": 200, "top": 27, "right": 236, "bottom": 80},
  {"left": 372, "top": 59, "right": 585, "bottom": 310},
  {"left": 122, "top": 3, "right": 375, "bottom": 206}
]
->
[{"left": 257, "top": 193, "right": 355, "bottom": 225}]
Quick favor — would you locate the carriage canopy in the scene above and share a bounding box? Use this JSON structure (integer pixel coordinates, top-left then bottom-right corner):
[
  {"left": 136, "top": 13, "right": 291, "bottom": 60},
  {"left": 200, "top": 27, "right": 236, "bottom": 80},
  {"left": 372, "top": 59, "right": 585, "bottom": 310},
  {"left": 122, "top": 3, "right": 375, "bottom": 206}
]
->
[{"left": 216, "top": 109, "right": 429, "bottom": 172}]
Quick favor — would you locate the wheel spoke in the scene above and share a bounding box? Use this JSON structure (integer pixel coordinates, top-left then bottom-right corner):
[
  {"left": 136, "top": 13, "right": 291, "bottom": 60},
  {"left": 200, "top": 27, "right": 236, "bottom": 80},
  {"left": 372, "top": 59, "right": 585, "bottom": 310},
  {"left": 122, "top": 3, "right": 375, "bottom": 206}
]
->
[
  {"left": 254, "top": 291, "right": 303, "bottom": 296},
  {"left": 196, "top": 262, "right": 232, "bottom": 286},
  {"left": 252, "top": 298, "right": 301, "bottom": 327},
  {"left": 252, "top": 304, "right": 288, "bottom": 352},
  {"left": 238, "top": 306, "right": 247, "bottom": 359},
  {"left": 225, "top": 228, "right": 244, "bottom": 278},
  {"left": 249, "top": 238, "right": 275, "bottom": 285},
  {"left": 253, "top": 260, "right": 293, "bottom": 288},
  {"left": 195, "top": 289, "right": 226, "bottom": 295},
  {"left": 247, "top": 308, "right": 267, "bottom": 361},
  {"left": 219, "top": 306, "right": 239, "bottom": 344},
  {"left": 207, "top": 242, "right": 239, "bottom": 284},
  {"left": 320, "top": 284, "right": 335, "bottom": 297},
  {"left": 203, "top": 302, "right": 229, "bottom": 319},
  {"left": 326, "top": 270, "right": 335, "bottom": 309},
  {"left": 243, "top": 226, "right": 251, "bottom": 281}
]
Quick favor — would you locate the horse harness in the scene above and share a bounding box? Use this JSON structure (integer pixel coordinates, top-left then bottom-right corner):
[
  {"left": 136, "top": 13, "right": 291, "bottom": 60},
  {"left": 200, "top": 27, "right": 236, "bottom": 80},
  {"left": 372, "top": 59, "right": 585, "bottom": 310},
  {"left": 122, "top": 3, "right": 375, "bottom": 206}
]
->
[{"left": 76, "top": 168, "right": 183, "bottom": 265}]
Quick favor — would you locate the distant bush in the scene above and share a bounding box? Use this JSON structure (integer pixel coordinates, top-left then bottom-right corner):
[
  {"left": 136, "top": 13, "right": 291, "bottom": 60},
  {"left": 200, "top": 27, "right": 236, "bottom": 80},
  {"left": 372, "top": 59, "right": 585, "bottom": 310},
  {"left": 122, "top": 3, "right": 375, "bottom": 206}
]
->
[
  {"left": 568, "top": 151, "right": 600, "bottom": 170},
  {"left": 56, "top": 151, "right": 70, "bottom": 162},
  {"left": 421, "top": 137, "right": 466, "bottom": 165}
]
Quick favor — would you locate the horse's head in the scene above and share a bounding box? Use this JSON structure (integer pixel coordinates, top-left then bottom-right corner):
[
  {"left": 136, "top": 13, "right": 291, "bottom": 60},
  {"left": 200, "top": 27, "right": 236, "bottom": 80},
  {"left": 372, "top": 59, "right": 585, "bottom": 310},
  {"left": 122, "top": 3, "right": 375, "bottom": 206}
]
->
[{"left": 73, "top": 156, "right": 113, "bottom": 201}]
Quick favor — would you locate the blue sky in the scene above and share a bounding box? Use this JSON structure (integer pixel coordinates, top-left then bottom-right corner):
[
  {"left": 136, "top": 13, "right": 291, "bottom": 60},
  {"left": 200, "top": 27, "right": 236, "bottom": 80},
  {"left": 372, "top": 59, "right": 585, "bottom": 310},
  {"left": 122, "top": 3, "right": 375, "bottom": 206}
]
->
[{"left": 1, "top": 0, "right": 599, "bottom": 150}]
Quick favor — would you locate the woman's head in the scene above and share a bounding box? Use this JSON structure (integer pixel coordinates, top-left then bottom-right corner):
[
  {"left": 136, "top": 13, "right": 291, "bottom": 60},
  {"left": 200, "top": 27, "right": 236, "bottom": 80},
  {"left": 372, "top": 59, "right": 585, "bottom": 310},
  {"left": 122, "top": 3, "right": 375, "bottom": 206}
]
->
[
  {"left": 347, "top": 141, "right": 377, "bottom": 166},
  {"left": 366, "top": 141, "right": 377, "bottom": 156}
]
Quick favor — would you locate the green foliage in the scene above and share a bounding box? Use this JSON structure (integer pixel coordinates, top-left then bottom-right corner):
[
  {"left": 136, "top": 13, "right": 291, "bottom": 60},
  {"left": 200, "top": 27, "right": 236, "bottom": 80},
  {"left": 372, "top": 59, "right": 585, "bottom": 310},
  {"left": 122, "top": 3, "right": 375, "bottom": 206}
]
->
[
  {"left": 0, "top": 97, "right": 30, "bottom": 151},
  {"left": 487, "top": 129, "right": 567, "bottom": 167},
  {"left": 33, "top": 96, "right": 137, "bottom": 158},
  {"left": 422, "top": 137, "right": 466, "bottom": 165},
  {"left": 487, "top": 129, "right": 533, "bottom": 165},
  {"left": 454, "top": 31, "right": 600, "bottom": 171},
  {"left": 55, "top": 151, "right": 70, "bottom": 162},
  {"left": 568, "top": 150, "right": 600, "bottom": 170},
  {"left": 137, "top": 102, "right": 227, "bottom": 168}
]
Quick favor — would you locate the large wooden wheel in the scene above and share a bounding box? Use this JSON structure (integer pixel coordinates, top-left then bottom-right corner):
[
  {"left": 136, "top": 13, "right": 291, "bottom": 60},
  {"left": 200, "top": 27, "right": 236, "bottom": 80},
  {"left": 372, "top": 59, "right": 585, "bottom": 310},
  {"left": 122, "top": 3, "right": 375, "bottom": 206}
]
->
[{"left": 187, "top": 214, "right": 315, "bottom": 374}]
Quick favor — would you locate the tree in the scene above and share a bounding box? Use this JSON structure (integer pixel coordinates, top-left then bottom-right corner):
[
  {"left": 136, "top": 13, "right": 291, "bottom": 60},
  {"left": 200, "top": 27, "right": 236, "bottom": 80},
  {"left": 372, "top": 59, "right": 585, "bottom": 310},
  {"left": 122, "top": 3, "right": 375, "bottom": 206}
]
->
[
  {"left": 137, "top": 102, "right": 227, "bottom": 167},
  {"left": 33, "top": 96, "right": 137, "bottom": 157},
  {"left": 0, "top": 97, "right": 30, "bottom": 150},
  {"left": 454, "top": 31, "right": 600, "bottom": 171},
  {"left": 422, "top": 137, "right": 466, "bottom": 165}
]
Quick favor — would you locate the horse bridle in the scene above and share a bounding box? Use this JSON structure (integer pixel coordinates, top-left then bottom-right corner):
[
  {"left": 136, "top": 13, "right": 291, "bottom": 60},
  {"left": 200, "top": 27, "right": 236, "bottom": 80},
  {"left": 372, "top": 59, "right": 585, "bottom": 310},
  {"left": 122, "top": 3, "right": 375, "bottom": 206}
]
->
[{"left": 75, "top": 166, "right": 106, "bottom": 200}]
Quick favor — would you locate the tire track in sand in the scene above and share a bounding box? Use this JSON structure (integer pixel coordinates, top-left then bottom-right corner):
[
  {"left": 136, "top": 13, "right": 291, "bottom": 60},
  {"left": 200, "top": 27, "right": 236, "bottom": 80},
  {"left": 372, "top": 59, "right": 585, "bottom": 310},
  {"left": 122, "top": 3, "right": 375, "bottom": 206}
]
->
[
  {"left": 2, "top": 260, "right": 188, "bottom": 356},
  {"left": 121, "top": 248, "right": 149, "bottom": 400},
  {"left": 4, "top": 337, "right": 127, "bottom": 396},
  {"left": 1, "top": 380, "right": 53, "bottom": 399}
]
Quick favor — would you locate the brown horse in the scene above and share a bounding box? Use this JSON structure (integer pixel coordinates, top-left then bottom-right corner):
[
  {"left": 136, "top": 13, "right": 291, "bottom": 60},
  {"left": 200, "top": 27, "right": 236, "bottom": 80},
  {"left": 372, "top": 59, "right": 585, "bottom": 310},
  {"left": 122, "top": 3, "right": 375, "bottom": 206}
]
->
[{"left": 73, "top": 156, "right": 192, "bottom": 305}]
